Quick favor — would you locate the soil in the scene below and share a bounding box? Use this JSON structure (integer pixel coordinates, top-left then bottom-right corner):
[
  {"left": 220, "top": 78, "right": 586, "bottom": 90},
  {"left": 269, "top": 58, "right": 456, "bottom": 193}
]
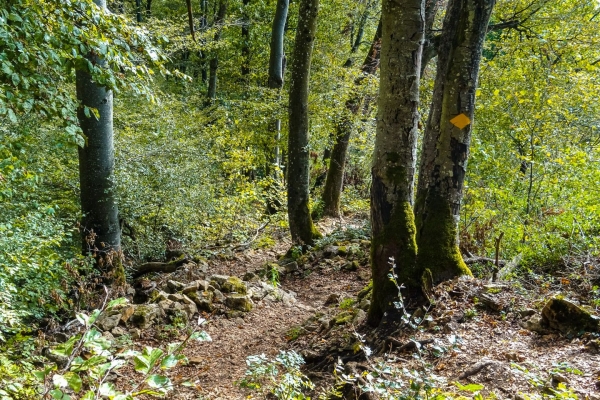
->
[{"left": 112, "top": 217, "right": 600, "bottom": 399}]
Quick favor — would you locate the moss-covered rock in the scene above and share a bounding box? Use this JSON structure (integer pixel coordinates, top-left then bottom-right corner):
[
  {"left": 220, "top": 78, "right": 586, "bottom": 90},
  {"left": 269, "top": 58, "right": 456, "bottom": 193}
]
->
[
  {"left": 542, "top": 297, "right": 599, "bottom": 334},
  {"left": 225, "top": 294, "right": 253, "bottom": 312},
  {"left": 187, "top": 290, "right": 214, "bottom": 312},
  {"left": 221, "top": 276, "right": 247, "bottom": 294},
  {"left": 130, "top": 304, "right": 163, "bottom": 329},
  {"left": 357, "top": 280, "right": 373, "bottom": 303}
]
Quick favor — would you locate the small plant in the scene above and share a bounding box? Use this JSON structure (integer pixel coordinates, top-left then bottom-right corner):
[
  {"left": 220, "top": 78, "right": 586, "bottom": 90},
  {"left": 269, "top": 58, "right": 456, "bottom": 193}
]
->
[
  {"left": 238, "top": 350, "right": 314, "bottom": 399},
  {"left": 268, "top": 264, "right": 280, "bottom": 288},
  {"left": 285, "top": 326, "right": 304, "bottom": 342},
  {"left": 465, "top": 308, "right": 479, "bottom": 320},
  {"left": 339, "top": 298, "right": 356, "bottom": 310},
  {"left": 35, "top": 292, "right": 212, "bottom": 399}
]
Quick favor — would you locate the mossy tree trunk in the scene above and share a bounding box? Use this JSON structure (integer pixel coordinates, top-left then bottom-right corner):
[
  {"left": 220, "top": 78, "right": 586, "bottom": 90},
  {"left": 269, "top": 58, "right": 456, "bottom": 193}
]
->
[
  {"left": 321, "top": 20, "right": 382, "bottom": 218},
  {"left": 76, "top": 0, "right": 124, "bottom": 283},
  {"left": 368, "top": 0, "right": 424, "bottom": 326},
  {"left": 287, "top": 0, "right": 321, "bottom": 246},
  {"left": 208, "top": 0, "right": 227, "bottom": 101},
  {"left": 415, "top": 0, "right": 495, "bottom": 284}
]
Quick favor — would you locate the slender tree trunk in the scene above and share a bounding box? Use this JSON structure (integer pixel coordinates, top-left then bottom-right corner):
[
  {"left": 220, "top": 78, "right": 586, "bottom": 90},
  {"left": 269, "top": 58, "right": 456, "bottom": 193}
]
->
[
  {"left": 135, "top": 0, "right": 142, "bottom": 22},
  {"left": 268, "top": 0, "right": 289, "bottom": 171},
  {"left": 414, "top": 0, "right": 495, "bottom": 285},
  {"left": 208, "top": 0, "right": 227, "bottom": 101},
  {"left": 77, "top": 0, "right": 123, "bottom": 283},
  {"left": 321, "top": 20, "right": 382, "bottom": 218},
  {"left": 199, "top": 0, "right": 208, "bottom": 83},
  {"left": 241, "top": 0, "right": 251, "bottom": 78},
  {"left": 287, "top": 0, "right": 320, "bottom": 246},
  {"left": 367, "top": 0, "right": 424, "bottom": 326},
  {"left": 146, "top": 0, "right": 152, "bottom": 17}
]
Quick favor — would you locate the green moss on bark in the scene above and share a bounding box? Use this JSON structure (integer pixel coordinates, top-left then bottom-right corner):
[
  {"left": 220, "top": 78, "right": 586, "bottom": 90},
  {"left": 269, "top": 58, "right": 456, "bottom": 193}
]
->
[
  {"left": 368, "top": 201, "right": 418, "bottom": 326},
  {"left": 415, "top": 193, "right": 472, "bottom": 284}
]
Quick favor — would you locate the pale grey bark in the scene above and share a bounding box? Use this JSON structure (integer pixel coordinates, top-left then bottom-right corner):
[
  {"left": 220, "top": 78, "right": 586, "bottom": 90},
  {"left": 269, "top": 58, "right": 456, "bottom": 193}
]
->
[
  {"left": 76, "top": 0, "right": 121, "bottom": 266},
  {"left": 268, "top": 0, "right": 289, "bottom": 89}
]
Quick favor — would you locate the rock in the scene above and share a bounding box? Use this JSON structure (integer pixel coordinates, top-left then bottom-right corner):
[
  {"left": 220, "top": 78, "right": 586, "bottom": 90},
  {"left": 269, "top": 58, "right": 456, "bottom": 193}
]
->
[
  {"left": 129, "top": 328, "right": 141, "bottom": 340},
  {"left": 283, "top": 261, "right": 299, "bottom": 273},
  {"left": 479, "top": 293, "right": 504, "bottom": 311},
  {"left": 337, "top": 246, "right": 348, "bottom": 256},
  {"left": 585, "top": 339, "right": 600, "bottom": 354},
  {"left": 102, "top": 331, "right": 115, "bottom": 341},
  {"left": 187, "top": 290, "right": 214, "bottom": 312},
  {"left": 520, "top": 315, "right": 551, "bottom": 334},
  {"left": 96, "top": 311, "right": 122, "bottom": 332},
  {"left": 325, "top": 293, "right": 341, "bottom": 306},
  {"left": 111, "top": 326, "right": 128, "bottom": 337},
  {"left": 243, "top": 272, "right": 259, "bottom": 282},
  {"left": 323, "top": 246, "right": 339, "bottom": 258},
  {"left": 360, "top": 240, "right": 371, "bottom": 247},
  {"left": 167, "top": 280, "right": 185, "bottom": 292},
  {"left": 334, "top": 311, "right": 354, "bottom": 325},
  {"left": 519, "top": 309, "right": 537, "bottom": 318},
  {"left": 357, "top": 269, "right": 370, "bottom": 281},
  {"left": 281, "top": 293, "right": 296, "bottom": 307},
  {"left": 225, "top": 294, "right": 253, "bottom": 312},
  {"left": 52, "top": 332, "right": 69, "bottom": 343},
  {"left": 213, "top": 289, "right": 225, "bottom": 303},
  {"left": 221, "top": 276, "right": 247, "bottom": 294},
  {"left": 209, "top": 275, "right": 230, "bottom": 287},
  {"left": 342, "top": 261, "right": 357, "bottom": 271},
  {"left": 353, "top": 309, "right": 367, "bottom": 325},
  {"left": 168, "top": 293, "right": 186, "bottom": 303},
  {"left": 182, "top": 281, "right": 199, "bottom": 294},
  {"left": 542, "top": 297, "right": 600, "bottom": 334},
  {"left": 359, "top": 298, "right": 371, "bottom": 311},
  {"left": 130, "top": 304, "right": 163, "bottom": 329},
  {"left": 119, "top": 305, "right": 136, "bottom": 323}
]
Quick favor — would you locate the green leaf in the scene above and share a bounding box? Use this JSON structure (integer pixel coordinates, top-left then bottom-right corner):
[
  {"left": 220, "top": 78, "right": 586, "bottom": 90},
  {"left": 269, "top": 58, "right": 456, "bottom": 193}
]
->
[
  {"left": 64, "top": 372, "right": 82, "bottom": 393},
  {"left": 99, "top": 382, "right": 117, "bottom": 396},
  {"left": 146, "top": 374, "right": 170, "bottom": 389},
  {"left": 7, "top": 108, "right": 17, "bottom": 123},
  {"left": 160, "top": 354, "right": 182, "bottom": 369},
  {"left": 107, "top": 297, "right": 128, "bottom": 309}
]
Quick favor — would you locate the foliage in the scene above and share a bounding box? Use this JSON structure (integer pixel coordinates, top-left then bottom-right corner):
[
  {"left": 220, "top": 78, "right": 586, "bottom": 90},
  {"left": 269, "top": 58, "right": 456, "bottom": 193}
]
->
[
  {"left": 1, "top": 297, "right": 212, "bottom": 400},
  {"left": 238, "top": 351, "right": 314, "bottom": 399}
]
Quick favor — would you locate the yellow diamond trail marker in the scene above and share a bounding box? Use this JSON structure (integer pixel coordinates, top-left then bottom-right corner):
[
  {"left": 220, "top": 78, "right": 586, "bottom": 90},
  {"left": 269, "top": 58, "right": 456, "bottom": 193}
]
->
[{"left": 450, "top": 113, "right": 471, "bottom": 129}]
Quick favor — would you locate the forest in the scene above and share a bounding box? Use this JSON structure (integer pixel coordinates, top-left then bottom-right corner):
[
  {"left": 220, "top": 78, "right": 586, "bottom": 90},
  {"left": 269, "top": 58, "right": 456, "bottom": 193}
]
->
[{"left": 0, "top": 0, "right": 599, "bottom": 398}]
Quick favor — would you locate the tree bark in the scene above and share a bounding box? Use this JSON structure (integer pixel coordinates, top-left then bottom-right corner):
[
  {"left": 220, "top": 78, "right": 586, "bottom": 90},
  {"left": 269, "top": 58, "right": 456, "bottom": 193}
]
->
[
  {"left": 76, "top": 0, "right": 123, "bottom": 282},
  {"left": 367, "top": 0, "right": 424, "bottom": 326},
  {"left": 208, "top": 0, "right": 227, "bottom": 101},
  {"left": 241, "top": 0, "right": 250, "bottom": 78},
  {"left": 415, "top": 0, "right": 495, "bottom": 285},
  {"left": 268, "top": 0, "right": 289, "bottom": 90},
  {"left": 321, "top": 19, "right": 382, "bottom": 218},
  {"left": 287, "top": 0, "right": 320, "bottom": 246}
]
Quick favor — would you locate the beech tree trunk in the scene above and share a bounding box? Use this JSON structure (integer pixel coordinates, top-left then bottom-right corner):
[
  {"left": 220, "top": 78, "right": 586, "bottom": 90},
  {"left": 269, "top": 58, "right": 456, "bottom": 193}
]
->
[
  {"left": 287, "top": 0, "right": 320, "bottom": 246},
  {"left": 367, "top": 0, "right": 424, "bottom": 326},
  {"left": 208, "top": 0, "right": 227, "bottom": 101},
  {"left": 76, "top": 0, "right": 123, "bottom": 282},
  {"left": 415, "top": 0, "right": 495, "bottom": 285},
  {"left": 321, "top": 19, "right": 381, "bottom": 218},
  {"left": 267, "top": 0, "right": 289, "bottom": 171}
]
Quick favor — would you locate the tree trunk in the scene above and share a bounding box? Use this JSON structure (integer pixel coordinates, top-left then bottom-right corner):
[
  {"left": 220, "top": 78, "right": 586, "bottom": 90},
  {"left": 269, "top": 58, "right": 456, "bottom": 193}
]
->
[
  {"left": 241, "top": 0, "right": 251, "bottom": 78},
  {"left": 199, "top": 0, "right": 208, "bottom": 83},
  {"left": 321, "top": 19, "right": 382, "bottom": 218},
  {"left": 76, "top": 0, "right": 123, "bottom": 283},
  {"left": 414, "top": 0, "right": 495, "bottom": 285},
  {"left": 367, "top": 0, "right": 424, "bottom": 326},
  {"left": 287, "top": 0, "right": 320, "bottom": 246},
  {"left": 267, "top": 0, "right": 289, "bottom": 171},
  {"left": 208, "top": 0, "right": 227, "bottom": 101},
  {"left": 135, "top": 0, "right": 142, "bottom": 22}
]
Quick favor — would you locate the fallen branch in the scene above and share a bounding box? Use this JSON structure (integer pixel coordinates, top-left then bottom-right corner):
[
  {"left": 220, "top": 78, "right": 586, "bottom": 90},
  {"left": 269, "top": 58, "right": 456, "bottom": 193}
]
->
[
  {"left": 132, "top": 255, "right": 188, "bottom": 278},
  {"left": 458, "top": 360, "right": 496, "bottom": 380},
  {"left": 464, "top": 256, "right": 506, "bottom": 267}
]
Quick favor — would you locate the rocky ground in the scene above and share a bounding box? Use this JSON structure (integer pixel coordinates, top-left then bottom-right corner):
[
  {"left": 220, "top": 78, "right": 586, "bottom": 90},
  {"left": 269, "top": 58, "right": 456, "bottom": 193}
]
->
[{"left": 50, "top": 218, "right": 600, "bottom": 399}]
